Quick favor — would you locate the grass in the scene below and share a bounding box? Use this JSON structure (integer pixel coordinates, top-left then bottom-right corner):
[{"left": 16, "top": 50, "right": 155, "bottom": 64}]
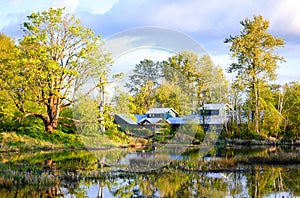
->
[
  {"left": 0, "top": 123, "right": 131, "bottom": 151},
  {"left": 0, "top": 126, "right": 84, "bottom": 151},
  {"left": 17, "top": 125, "right": 83, "bottom": 147},
  {"left": 0, "top": 132, "right": 54, "bottom": 151}
]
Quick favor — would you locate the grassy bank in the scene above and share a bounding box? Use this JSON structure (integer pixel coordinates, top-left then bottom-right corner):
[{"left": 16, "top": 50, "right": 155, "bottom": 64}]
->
[{"left": 0, "top": 131, "right": 84, "bottom": 152}]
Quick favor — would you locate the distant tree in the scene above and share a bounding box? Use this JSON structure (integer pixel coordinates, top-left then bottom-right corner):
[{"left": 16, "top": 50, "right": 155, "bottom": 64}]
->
[
  {"left": 0, "top": 8, "right": 111, "bottom": 133},
  {"left": 123, "top": 52, "right": 227, "bottom": 115},
  {"left": 112, "top": 92, "right": 136, "bottom": 114},
  {"left": 154, "top": 81, "right": 182, "bottom": 113},
  {"left": 225, "top": 15, "right": 285, "bottom": 134},
  {"left": 281, "top": 82, "right": 300, "bottom": 138},
  {"left": 126, "top": 59, "right": 162, "bottom": 95},
  {"left": 133, "top": 81, "right": 156, "bottom": 114},
  {"left": 163, "top": 51, "right": 228, "bottom": 114},
  {"left": 259, "top": 84, "right": 284, "bottom": 138}
]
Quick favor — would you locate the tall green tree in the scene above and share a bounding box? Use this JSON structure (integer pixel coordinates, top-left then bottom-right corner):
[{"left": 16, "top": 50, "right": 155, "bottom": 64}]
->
[
  {"left": 259, "top": 84, "right": 284, "bottom": 137},
  {"left": 0, "top": 34, "right": 20, "bottom": 130},
  {"left": 224, "top": 15, "right": 285, "bottom": 134},
  {"left": 163, "top": 51, "right": 228, "bottom": 114},
  {"left": 126, "top": 59, "right": 162, "bottom": 94},
  {"left": 281, "top": 82, "right": 300, "bottom": 138},
  {"left": 0, "top": 8, "right": 111, "bottom": 133},
  {"left": 133, "top": 81, "right": 156, "bottom": 114}
]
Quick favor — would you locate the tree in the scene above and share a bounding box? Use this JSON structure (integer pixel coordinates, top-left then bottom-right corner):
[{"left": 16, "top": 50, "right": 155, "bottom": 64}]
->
[
  {"left": 0, "top": 34, "right": 20, "bottom": 130},
  {"left": 259, "top": 84, "right": 284, "bottom": 138},
  {"left": 133, "top": 81, "right": 156, "bottom": 114},
  {"left": 281, "top": 82, "right": 300, "bottom": 138},
  {"left": 154, "top": 81, "right": 182, "bottom": 112},
  {"left": 112, "top": 92, "right": 136, "bottom": 114},
  {"left": 0, "top": 8, "right": 111, "bottom": 133},
  {"left": 224, "top": 15, "right": 285, "bottom": 134},
  {"left": 163, "top": 51, "right": 228, "bottom": 114},
  {"left": 126, "top": 59, "right": 162, "bottom": 94}
]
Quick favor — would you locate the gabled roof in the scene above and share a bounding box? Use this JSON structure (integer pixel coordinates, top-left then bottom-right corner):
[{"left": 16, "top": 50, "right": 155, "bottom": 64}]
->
[
  {"left": 201, "top": 103, "right": 233, "bottom": 110},
  {"left": 134, "top": 114, "right": 147, "bottom": 122},
  {"left": 138, "top": 117, "right": 168, "bottom": 124},
  {"left": 114, "top": 114, "right": 137, "bottom": 125},
  {"left": 146, "top": 108, "right": 179, "bottom": 115}
]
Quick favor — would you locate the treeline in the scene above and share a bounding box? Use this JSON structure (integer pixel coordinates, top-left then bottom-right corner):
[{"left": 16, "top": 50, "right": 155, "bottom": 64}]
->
[
  {"left": 113, "top": 16, "right": 300, "bottom": 141},
  {"left": 113, "top": 52, "right": 228, "bottom": 116},
  {"left": 0, "top": 8, "right": 299, "bottom": 141}
]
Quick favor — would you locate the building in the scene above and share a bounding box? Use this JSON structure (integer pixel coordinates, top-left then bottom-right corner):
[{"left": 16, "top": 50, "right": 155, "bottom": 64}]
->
[
  {"left": 137, "top": 108, "right": 178, "bottom": 126},
  {"left": 114, "top": 104, "right": 232, "bottom": 132}
]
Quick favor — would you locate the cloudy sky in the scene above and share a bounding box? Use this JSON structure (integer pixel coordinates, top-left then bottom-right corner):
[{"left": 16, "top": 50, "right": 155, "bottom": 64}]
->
[{"left": 1, "top": 0, "right": 299, "bottom": 83}]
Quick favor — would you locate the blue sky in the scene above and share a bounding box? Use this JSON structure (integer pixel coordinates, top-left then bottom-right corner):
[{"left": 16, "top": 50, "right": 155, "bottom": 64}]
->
[{"left": 1, "top": 0, "right": 300, "bottom": 83}]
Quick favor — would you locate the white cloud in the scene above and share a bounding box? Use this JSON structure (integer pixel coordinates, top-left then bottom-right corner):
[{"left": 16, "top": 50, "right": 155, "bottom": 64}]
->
[
  {"left": 147, "top": 0, "right": 259, "bottom": 33},
  {"left": 112, "top": 48, "right": 174, "bottom": 74},
  {"left": 52, "top": 0, "right": 79, "bottom": 13},
  {"left": 104, "top": 35, "right": 141, "bottom": 59},
  {"left": 269, "top": 0, "right": 300, "bottom": 35},
  {"left": 0, "top": 0, "right": 51, "bottom": 30},
  {"left": 77, "top": 0, "right": 119, "bottom": 14}
]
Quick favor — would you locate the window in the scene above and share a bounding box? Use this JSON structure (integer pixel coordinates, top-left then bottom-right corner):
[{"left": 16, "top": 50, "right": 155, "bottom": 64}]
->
[
  {"left": 211, "top": 110, "right": 219, "bottom": 115},
  {"left": 200, "top": 110, "right": 219, "bottom": 116}
]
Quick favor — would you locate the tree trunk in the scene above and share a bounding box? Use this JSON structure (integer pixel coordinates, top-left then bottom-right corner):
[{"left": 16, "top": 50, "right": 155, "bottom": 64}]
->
[
  {"left": 45, "top": 117, "right": 58, "bottom": 133},
  {"left": 99, "top": 76, "right": 105, "bottom": 132},
  {"left": 252, "top": 75, "right": 260, "bottom": 134},
  {"left": 45, "top": 95, "right": 60, "bottom": 133},
  {"left": 254, "top": 86, "right": 260, "bottom": 134}
]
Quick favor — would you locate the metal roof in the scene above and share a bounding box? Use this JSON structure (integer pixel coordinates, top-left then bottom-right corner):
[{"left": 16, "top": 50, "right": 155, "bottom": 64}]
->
[
  {"left": 167, "top": 117, "right": 185, "bottom": 125},
  {"left": 134, "top": 114, "right": 147, "bottom": 122},
  {"left": 200, "top": 103, "right": 233, "bottom": 110},
  {"left": 138, "top": 117, "right": 167, "bottom": 124},
  {"left": 168, "top": 116, "right": 228, "bottom": 125},
  {"left": 114, "top": 114, "right": 137, "bottom": 125},
  {"left": 146, "top": 108, "right": 178, "bottom": 115}
]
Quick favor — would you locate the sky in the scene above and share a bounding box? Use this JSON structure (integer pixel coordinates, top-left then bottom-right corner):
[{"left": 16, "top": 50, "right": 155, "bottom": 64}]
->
[{"left": 1, "top": 0, "right": 300, "bottom": 84}]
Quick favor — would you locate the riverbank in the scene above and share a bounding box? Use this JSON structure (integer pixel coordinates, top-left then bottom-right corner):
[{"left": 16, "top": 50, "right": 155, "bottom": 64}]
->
[
  {"left": 219, "top": 138, "right": 300, "bottom": 146},
  {"left": 0, "top": 131, "right": 84, "bottom": 152},
  {"left": 1, "top": 129, "right": 300, "bottom": 152}
]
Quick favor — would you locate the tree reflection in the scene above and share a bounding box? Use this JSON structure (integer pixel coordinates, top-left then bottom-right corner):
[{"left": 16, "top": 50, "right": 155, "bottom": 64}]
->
[{"left": 1, "top": 147, "right": 300, "bottom": 197}]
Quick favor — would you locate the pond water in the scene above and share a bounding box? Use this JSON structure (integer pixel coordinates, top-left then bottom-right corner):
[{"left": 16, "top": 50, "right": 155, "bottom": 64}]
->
[{"left": 0, "top": 146, "right": 299, "bottom": 197}]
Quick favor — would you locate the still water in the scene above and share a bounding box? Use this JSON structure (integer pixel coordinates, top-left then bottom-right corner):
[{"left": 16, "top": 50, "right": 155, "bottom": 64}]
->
[{"left": 0, "top": 146, "right": 299, "bottom": 197}]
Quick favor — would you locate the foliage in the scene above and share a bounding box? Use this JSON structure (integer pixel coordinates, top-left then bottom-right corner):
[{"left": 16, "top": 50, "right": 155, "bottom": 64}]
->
[
  {"left": 163, "top": 51, "right": 228, "bottom": 114},
  {"left": 112, "top": 92, "right": 136, "bottom": 114},
  {"left": 57, "top": 107, "right": 76, "bottom": 134},
  {"left": 72, "top": 97, "right": 128, "bottom": 145},
  {"left": 0, "top": 8, "right": 111, "bottom": 133},
  {"left": 126, "top": 59, "right": 162, "bottom": 94},
  {"left": 103, "top": 105, "right": 129, "bottom": 145},
  {"left": 225, "top": 15, "right": 285, "bottom": 135},
  {"left": 17, "top": 124, "right": 83, "bottom": 147},
  {"left": 281, "top": 82, "right": 300, "bottom": 138}
]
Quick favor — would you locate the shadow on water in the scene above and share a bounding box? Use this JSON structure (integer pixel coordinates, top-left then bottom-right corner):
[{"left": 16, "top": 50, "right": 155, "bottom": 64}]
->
[{"left": 0, "top": 145, "right": 299, "bottom": 197}]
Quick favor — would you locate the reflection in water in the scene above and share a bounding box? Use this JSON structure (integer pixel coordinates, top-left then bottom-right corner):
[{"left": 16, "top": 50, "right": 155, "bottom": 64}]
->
[
  {"left": 0, "top": 146, "right": 299, "bottom": 197},
  {"left": 0, "top": 167, "right": 299, "bottom": 197}
]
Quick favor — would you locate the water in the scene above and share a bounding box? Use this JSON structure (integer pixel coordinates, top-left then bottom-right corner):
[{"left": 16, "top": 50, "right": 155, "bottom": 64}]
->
[{"left": 0, "top": 146, "right": 299, "bottom": 197}]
